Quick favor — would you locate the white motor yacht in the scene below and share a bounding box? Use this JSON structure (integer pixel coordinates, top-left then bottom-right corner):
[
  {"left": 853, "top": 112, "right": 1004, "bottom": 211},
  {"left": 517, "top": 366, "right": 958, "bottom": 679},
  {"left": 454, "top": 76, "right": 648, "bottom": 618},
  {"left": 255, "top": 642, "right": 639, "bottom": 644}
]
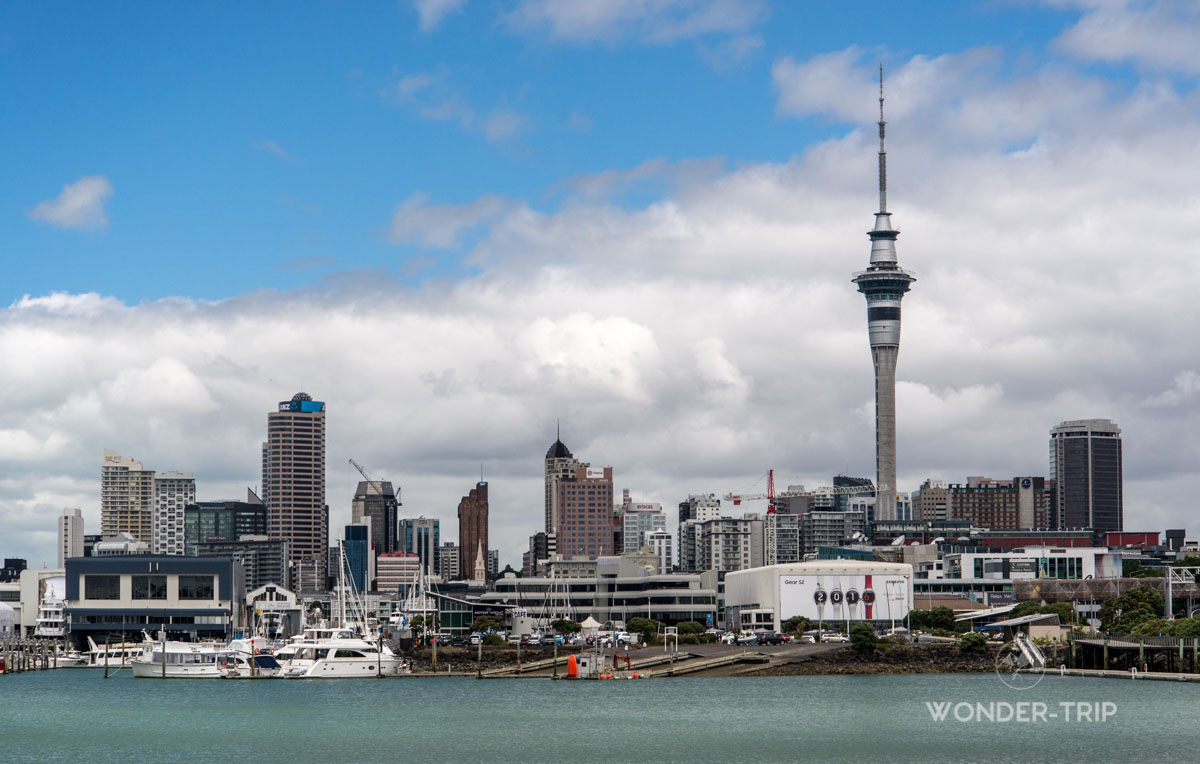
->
[
  {"left": 131, "top": 633, "right": 227, "bottom": 678},
  {"left": 275, "top": 627, "right": 406, "bottom": 678}
]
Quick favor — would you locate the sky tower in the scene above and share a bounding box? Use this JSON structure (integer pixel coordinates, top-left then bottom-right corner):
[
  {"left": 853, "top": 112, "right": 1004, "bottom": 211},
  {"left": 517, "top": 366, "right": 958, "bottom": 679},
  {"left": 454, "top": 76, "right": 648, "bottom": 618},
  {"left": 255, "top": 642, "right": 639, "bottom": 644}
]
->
[{"left": 851, "top": 67, "right": 915, "bottom": 521}]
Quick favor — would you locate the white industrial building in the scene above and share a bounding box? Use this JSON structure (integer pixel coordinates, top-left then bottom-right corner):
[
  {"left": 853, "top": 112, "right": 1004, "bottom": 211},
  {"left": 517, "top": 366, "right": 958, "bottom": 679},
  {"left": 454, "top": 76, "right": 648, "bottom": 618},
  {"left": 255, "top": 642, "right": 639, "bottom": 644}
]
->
[{"left": 725, "top": 560, "right": 913, "bottom": 632}]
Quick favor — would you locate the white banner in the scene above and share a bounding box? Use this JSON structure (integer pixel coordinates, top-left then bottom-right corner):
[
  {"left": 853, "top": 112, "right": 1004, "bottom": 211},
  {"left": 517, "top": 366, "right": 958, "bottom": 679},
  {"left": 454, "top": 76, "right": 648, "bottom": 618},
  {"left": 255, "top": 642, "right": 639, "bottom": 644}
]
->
[{"left": 779, "top": 573, "right": 910, "bottom": 622}]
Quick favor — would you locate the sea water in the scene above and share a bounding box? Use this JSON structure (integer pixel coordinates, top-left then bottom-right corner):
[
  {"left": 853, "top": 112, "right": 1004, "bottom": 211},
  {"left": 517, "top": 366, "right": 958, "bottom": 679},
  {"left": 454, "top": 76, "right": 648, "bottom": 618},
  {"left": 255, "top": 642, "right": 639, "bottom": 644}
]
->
[{"left": 0, "top": 671, "right": 1192, "bottom": 763}]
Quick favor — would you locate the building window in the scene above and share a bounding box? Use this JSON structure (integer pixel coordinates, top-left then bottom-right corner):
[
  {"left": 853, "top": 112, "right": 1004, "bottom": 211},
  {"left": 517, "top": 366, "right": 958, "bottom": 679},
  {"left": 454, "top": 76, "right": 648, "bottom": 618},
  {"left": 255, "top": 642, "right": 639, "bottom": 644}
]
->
[
  {"left": 85, "top": 575, "right": 121, "bottom": 600},
  {"left": 179, "top": 575, "right": 215, "bottom": 600},
  {"left": 132, "top": 575, "right": 167, "bottom": 599}
]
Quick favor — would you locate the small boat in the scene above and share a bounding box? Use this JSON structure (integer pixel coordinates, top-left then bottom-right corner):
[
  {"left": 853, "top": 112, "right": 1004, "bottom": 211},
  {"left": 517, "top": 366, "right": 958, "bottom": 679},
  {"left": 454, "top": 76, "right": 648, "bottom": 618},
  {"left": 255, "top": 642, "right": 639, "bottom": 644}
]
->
[
  {"left": 219, "top": 651, "right": 283, "bottom": 679},
  {"left": 131, "top": 633, "right": 227, "bottom": 679},
  {"left": 83, "top": 636, "right": 142, "bottom": 668}
]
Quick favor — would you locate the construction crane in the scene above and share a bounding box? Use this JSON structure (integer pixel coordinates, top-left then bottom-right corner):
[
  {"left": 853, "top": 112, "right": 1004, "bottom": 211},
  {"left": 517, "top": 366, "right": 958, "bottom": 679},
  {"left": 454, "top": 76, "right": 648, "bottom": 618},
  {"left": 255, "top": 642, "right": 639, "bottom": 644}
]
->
[{"left": 348, "top": 458, "right": 383, "bottom": 495}]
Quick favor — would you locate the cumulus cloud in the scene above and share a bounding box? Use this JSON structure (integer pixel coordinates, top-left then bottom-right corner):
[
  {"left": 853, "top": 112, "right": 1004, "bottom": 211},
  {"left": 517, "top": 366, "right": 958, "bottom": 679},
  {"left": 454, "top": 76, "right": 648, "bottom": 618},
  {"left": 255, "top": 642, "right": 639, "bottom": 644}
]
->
[
  {"left": 413, "top": 0, "right": 467, "bottom": 31},
  {"left": 502, "top": 0, "right": 767, "bottom": 44},
  {"left": 27, "top": 176, "right": 113, "bottom": 230},
  {"left": 382, "top": 70, "right": 531, "bottom": 144},
  {"left": 8, "top": 39, "right": 1200, "bottom": 567},
  {"left": 1051, "top": 0, "right": 1200, "bottom": 73}
]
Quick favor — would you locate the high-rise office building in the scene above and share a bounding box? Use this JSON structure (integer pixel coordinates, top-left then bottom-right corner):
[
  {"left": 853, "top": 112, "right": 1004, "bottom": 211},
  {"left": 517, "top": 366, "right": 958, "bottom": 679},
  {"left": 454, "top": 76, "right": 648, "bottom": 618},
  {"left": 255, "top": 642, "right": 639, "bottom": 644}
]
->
[
  {"left": 678, "top": 494, "right": 722, "bottom": 573},
  {"left": 545, "top": 430, "right": 583, "bottom": 534},
  {"left": 618, "top": 492, "right": 668, "bottom": 554},
  {"left": 458, "top": 481, "right": 489, "bottom": 580},
  {"left": 342, "top": 523, "right": 372, "bottom": 592},
  {"left": 945, "top": 477, "right": 1049, "bottom": 529},
  {"left": 488, "top": 549, "right": 499, "bottom": 578},
  {"left": 265, "top": 392, "right": 328, "bottom": 587},
  {"left": 438, "top": 542, "right": 459, "bottom": 581},
  {"left": 183, "top": 491, "right": 269, "bottom": 555},
  {"left": 101, "top": 449, "right": 155, "bottom": 541},
  {"left": 352, "top": 480, "right": 399, "bottom": 556},
  {"left": 556, "top": 466, "right": 615, "bottom": 559},
  {"left": 59, "top": 508, "right": 84, "bottom": 566},
  {"left": 400, "top": 517, "right": 440, "bottom": 577},
  {"left": 1050, "top": 419, "right": 1123, "bottom": 533},
  {"left": 851, "top": 72, "right": 915, "bottom": 521},
  {"left": 152, "top": 471, "right": 195, "bottom": 555},
  {"left": 646, "top": 529, "right": 673, "bottom": 574}
]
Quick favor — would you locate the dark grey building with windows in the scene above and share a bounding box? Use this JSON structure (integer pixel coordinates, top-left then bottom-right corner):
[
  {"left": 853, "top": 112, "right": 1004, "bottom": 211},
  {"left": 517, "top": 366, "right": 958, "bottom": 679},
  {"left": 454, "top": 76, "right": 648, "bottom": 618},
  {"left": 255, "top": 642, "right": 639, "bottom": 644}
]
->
[
  {"left": 64, "top": 555, "right": 244, "bottom": 648},
  {"left": 195, "top": 537, "right": 287, "bottom": 594},
  {"left": 183, "top": 492, "right": 268, "bottom": 556},
  {"left": 1049, "top": 419, "right": 1123, "bottom": 534}
]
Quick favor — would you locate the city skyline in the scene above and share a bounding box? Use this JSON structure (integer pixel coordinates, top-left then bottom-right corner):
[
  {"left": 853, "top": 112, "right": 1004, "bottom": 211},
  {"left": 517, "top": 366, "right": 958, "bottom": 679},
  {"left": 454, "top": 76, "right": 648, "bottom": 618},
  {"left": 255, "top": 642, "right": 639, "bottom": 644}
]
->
[{"left": 3, "top": 2, "right": 1200, "bottom": 566}]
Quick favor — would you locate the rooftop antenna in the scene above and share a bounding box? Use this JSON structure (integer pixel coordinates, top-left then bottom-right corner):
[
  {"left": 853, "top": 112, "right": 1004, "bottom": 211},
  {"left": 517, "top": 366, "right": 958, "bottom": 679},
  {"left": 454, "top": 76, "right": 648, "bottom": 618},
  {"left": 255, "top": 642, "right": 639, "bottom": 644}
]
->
[
  {"left": 878, "top": 63, "right": 887, "bottom": 214},
  {"left": 556, "top": 418, "right": 561, "bottom": 441}
]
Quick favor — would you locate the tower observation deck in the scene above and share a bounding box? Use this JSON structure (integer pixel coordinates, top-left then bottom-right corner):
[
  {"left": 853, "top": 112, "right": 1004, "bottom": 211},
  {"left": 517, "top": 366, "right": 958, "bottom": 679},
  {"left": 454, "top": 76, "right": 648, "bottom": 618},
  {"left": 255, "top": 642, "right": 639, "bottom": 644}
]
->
[{"left": 851, "top": 67, "right": 915, "bottom": 521}]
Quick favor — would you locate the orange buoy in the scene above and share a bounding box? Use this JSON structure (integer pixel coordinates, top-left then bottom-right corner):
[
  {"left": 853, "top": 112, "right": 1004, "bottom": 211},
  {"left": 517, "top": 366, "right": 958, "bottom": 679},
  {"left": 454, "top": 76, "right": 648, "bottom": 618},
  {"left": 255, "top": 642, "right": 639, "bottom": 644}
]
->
[{"left": 566, "top": 654, "right": 578, "bottom": 679}]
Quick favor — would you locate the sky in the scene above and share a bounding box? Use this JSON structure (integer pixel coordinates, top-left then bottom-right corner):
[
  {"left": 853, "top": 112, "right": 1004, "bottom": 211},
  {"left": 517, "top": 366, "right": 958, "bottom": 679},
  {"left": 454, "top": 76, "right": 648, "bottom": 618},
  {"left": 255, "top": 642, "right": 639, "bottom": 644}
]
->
[{"left": 2, "top": 0, "right": 1200, "bottom": 569}]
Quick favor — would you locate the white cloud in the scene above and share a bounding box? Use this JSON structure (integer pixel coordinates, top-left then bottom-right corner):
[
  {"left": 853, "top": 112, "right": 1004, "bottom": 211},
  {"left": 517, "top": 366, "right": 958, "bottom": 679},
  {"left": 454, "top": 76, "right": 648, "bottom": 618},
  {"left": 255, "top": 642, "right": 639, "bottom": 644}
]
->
[
  {"left": 413, "top": 0, "right": 467, "bottom": 31},
  {"left": 502, "top": 0, "right": 767, "bottom": 44},
  {"left": 27, "top": 176, "right": 113, "bottom": 230},
  {"left": 483, "top": 107, "right": 529, "bottom": 142},
  {"left": 8, "top": 41, "right": 1200, "bottom": 568},
  {"left": 1051, "top": 0, "right": 1200, "bottom": 73},
  {"left": 382, "top": 71, "right": 531, "bottom": 143},
  {"left": 389, "top": 192, "right": 517, "bottom": 248}
]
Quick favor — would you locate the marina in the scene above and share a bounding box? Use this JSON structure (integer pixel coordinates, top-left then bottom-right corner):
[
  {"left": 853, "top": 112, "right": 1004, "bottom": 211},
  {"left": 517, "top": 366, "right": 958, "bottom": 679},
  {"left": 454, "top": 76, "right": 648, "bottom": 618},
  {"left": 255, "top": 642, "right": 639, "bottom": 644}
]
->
[{"left": 1, "top": 670, "right": 1196, "bottom": 763}]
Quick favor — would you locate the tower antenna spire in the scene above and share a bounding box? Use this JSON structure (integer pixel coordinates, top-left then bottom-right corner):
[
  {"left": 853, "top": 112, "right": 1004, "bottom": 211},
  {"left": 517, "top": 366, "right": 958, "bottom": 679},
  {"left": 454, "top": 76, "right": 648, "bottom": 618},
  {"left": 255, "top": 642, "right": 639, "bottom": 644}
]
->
[{"left": 878, "top": 63, "right": 887, "bottom": 214}]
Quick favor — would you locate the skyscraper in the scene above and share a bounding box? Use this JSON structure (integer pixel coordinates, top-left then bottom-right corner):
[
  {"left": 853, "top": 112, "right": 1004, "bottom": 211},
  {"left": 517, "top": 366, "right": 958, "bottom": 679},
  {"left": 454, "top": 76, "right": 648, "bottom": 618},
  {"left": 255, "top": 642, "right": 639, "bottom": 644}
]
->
[
  {"left": 851, "top": 70, "right": 915, "bottom": 521},
  {"left": 265, "top": 392, "right": 327, "bottom": 588},
  {"left": 152, "top": 471, "right": 195, "bottom": 555},
  {"left": 1050, "top": 419, "right": 1123, "bottom": 533},
  {"left": 545, "top": 429, "right": 583, "bottom": 535},
  {"left": 59, "top": 508, "right": 84, "bottom": 566},
  {"left": 351, "top": 480, "right": 399, "bottom": 556},
  {"left": 101, "top": 449, "right": 155, "bottom": 541},
  {"left": 556, "top": 465, "right": 615, "bottom": 559},
  {"left": 400, "top": 516, "right": 440, "bottom": 577},
  {"left": 458, "top": 481, "right": 489, "bottom": 580}
]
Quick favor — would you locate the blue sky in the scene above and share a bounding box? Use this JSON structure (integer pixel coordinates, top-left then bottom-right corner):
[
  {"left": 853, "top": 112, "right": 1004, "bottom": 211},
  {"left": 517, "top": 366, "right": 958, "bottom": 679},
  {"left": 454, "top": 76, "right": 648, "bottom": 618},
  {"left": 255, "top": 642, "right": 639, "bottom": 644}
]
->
[{"left": 1, "top": 1, "right": 1079, "bottom": 303}]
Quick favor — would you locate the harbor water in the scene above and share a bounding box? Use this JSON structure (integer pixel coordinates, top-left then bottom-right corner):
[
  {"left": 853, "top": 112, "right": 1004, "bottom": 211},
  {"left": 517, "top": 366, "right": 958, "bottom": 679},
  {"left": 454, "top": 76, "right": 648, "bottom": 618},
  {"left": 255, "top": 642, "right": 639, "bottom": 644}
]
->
[{"left": 1, "top": 671, "right": 1193, "bottom": 763}]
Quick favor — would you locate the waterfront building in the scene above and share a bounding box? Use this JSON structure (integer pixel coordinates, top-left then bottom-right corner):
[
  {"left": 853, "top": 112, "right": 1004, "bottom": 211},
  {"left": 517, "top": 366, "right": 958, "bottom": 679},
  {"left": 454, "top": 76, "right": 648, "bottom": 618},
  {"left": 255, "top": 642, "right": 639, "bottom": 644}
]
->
[
  {"left": 850, "top": 75, "right": 916, "bottom": 522},
  {"left": 725, "top": 560, "right": 914, "bottom": 632},
  {"left": 556, "top": 466, "right": 615, "bottom": 560},
  {"left": 480, "top": 556, "right": 718, "bottom": 627},
  {"left": 101, "top": 449, "right": 154, "bottom": 542},
  {"left": 58, "top": 508, "right": 84, "bottom": 567},
  {"left": 544, "top": 430, "right": 584, "bottom": 535},
  {"left": 1050, "top": 418, "right": 1123, "bottom": 533},
  {"left": 401, "top": 517, "right": 440, "bottom": 578},
  {"left": 183, "top": 492, "right": 269, "bottom": 556},
  {"left": 83, "top": 534, "right": 102, "bottom": 557},
  {"left": 64, "top": 555, "right": 243, "bottom": 647},
  {"left": 351, "top": 479, "right": 399, "bottom": 556},
  {"left": 438, "top": 542, "right": 460, "bottom": 581},
  {"left": 152, "top": 471, "right": 195, "bottom": 555},
  {"left": 377, "top": 552, "right": 421, "bottom": 590},
  {"left": 458, "top": 481, "right": 489, "bottom": 580},
  {"left": 265, "top": 392, "right": 328, "bottom": 587},
  {"left": 195, "top": 535, "right": 287, "bottom": 593}
]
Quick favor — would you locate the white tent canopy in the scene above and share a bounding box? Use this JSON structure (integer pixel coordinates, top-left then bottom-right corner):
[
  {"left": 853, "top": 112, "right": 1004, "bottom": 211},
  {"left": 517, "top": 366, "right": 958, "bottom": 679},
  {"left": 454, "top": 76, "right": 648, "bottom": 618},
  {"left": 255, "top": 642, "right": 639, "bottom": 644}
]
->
[{"left": 579, "top": 616, "right": 602, "bottom": 632}]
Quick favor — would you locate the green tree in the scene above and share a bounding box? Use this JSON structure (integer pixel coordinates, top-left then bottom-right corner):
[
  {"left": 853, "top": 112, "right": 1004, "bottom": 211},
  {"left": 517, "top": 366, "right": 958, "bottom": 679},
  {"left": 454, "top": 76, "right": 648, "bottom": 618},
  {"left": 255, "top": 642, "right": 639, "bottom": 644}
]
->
[
  {"left": 1098, "top": 585, "right": 1164, "bottom": 632},
  {"left": 848, "top": 622, "right": 877, "bottom": 654},
  {"left": 959, "top": 632, "right": 988, "bottom": 654},
  {"left": 781, "top": 616, "right": 812, "bottom": 634},
  {"left": 625, "top": 617, "right": 661, "bottom": 637},
  {"left": 551, "top": 618, "right": 582, "bottom": 635},
  {"left": 927, "top": 606, "right": 956, "bottom": 632},
  {"left": 1130, "top": 618, "right": 1171, "bottom": 636},
  {"left": 470, "top": 615, "right": 506, "bottom": 634},
  {"left": 1170, "top": 616, "right": 1200, "bottom": 637},
  {"left": 675, "top": 621, "right": 705, "bottom": 634},
  {"left": 1009, "top": 601, "right": 1042, "bottom": 619},
  {"left": 1037, "top": 602, "right": 1075, "bottom": 625}
]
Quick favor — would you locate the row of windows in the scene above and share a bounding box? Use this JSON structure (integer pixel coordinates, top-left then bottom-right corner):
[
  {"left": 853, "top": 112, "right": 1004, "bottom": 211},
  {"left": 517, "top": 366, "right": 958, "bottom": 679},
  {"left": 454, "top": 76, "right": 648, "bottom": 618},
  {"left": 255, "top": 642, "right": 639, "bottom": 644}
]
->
[{"left": 84, "top": 574, "right": 217, "bottom": 600}]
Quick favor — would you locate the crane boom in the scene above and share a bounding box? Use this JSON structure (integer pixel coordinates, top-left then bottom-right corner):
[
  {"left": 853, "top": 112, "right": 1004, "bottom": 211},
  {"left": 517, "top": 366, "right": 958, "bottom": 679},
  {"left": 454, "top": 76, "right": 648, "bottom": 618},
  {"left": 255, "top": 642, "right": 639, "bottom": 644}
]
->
[{"left": 348, "top": 458, "right": 383, "bottom": 496}]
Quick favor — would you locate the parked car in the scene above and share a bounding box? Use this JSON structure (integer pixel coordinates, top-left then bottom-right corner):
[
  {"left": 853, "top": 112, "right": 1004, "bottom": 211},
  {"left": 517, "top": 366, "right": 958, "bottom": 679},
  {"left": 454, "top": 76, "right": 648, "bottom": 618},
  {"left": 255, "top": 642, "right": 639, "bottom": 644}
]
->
[
  {"left": 469, "top": 633, "right": 483, "bottom": 646},
  {"left": 448, "top": 634, "right": 469, "bottom": 647},
  {"left": 539, "top": 634, "right": 562, "bottom": 646},
  {"left": 821, "top": 633, "right": 850, "bottom": 643},
  {"left": 797, "top": 634, "right": 816, "bottom": 644},
  {"left": 759, "top": 632, "right": 788, "bottom": 645}
]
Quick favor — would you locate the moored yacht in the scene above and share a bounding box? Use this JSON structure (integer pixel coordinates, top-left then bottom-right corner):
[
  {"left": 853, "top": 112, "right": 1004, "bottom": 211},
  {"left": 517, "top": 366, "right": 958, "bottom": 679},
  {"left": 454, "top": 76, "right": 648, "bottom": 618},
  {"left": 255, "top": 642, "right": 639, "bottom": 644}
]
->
[
  {"left": 131, "top": 633, "right": 227, "bottom": 678},
  {"left": 275, "top": 627, "right": 406, "bottom": 678}
]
